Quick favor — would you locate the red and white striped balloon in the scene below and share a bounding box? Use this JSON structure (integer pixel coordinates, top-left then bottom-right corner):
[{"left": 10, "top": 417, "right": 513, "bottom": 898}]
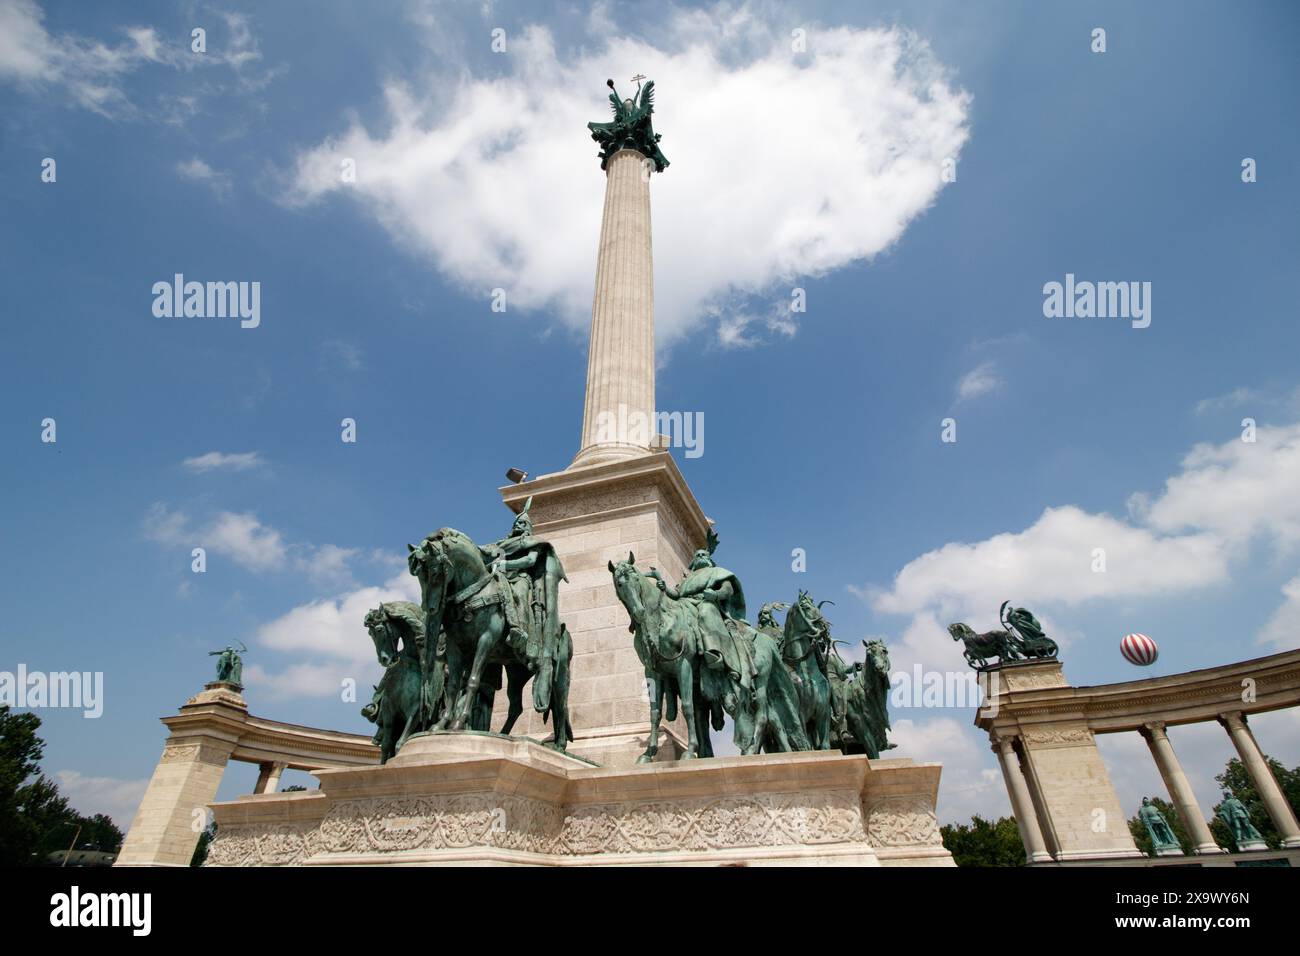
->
[{"left": 1120, "top": 632, "right": 1158, "bottom": 666}]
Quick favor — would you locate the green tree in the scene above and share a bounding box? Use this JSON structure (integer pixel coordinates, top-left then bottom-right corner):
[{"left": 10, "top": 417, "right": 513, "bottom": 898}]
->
[
  {"left": 0, "top": 705, "right": 71, "bottom": 865},
  {"left": 0, "top": 705, "right": 127, "bottom": 865},
  {"left": 1127, "top": 795, "right": 1194, "bottom": 856},
  {"left": 940, "top": 814, "right": 1026, "bottom": 867},
  {"left": 190, "top": 821, "right": 216, "bottom": 867},
  {"left": 39, "top": 811, "right": 124, "bottom": 859}
]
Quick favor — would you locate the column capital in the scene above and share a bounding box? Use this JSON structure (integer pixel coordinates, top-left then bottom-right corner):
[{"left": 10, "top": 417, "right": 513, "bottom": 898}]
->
[
  {"left": 1139, "top": 720, "right": 1168, "bottom": 740},
  {"left": 1218, "top": 711, "right": 1248, "bottom": 732},
  {"left": 990, "top": 733, "right": 1019, "bottom": 754}
]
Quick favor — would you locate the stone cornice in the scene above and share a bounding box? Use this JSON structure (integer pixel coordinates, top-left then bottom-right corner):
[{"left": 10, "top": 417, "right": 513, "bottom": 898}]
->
[
  {"left": 161, "top": 696, "right": 380, "bottom": 769},
  {"left": 977, "top": 649, "right": 1300, "bottom": 736},
  {"left": 499, "top": 451, "right": 710, "bottom": 547}
]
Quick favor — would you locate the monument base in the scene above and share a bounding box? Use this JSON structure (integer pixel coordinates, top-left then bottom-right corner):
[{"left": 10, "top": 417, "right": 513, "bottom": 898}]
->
[
  {"left": 205, "top": 732, "right": 953, "bottom": 867},
  {"left": 1235, "top": 839, "right": 1269, "bottom": 852}
]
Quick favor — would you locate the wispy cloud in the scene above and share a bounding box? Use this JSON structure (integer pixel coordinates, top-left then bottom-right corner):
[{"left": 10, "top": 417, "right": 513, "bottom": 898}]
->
[
  {"left": 53, "top": 769, "right": 149, "bottom": 831},
  {"left": 955, "top": 361, "right": 1002, "bottom": 403},
  {"left": 175, "top": 157, "right": 233, "bottom": 199},
  {"left": 181, "top": 450, "right": 262, "bottom": 472},
  {"left": 0, "top": 0, "right": 277, "bottom": 118}
]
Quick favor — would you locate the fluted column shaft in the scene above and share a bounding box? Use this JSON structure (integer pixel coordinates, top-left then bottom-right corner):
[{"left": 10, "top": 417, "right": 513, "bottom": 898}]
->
[
  {"left": 1140, "top": 722, "right": 1223, "bottom": 854},
  {"left": 572, "top": 149, "right": 656, "bottom": 468}
]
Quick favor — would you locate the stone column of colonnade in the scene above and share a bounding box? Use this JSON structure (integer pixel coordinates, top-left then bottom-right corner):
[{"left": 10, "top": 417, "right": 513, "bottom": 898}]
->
[
  {"left": 571, "top": 148, "right": 656, "bottom": 469},
  {"left": 1219, "top": 711, "right": 1300, "bottom": 847},
  {"left": 1139, "top": 722, "right": 1224, "bottom": 854},
  {"left": 253, "top": 761, "right": 287, "bottom": 794},
  {"left": 993, "top": 736, "right": 1053, "bottom": 863}
]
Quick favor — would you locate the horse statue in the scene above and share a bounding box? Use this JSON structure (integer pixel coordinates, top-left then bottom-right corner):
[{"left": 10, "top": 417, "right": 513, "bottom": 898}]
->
[
  {"left": 949, "top": 601, "right": 1059, "bottom": 669},
  {"left": 947, "top": 622, "right": 1022, "bottom": 669},
  {"left": 780, "top": 592, "right": 834, "bottom": 751},
  {"left": 842, "top": 639, "right": 896, "bottom": 759},
  {"left": 408, "top": 528, "right": 573, "bottom": 750},
  {"left": 609, "top": 553, "right": 819, "bottom": 760},
  {"left": 608, "top": 553, "right": 720, "bottom": 760},
  {"left": 362, "top": 602, "right": 428, "bottom": 762}
]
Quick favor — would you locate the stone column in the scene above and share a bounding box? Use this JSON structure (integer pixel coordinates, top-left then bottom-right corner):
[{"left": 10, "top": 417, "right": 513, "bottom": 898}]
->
[
  {"left": 571, "top": 148, "right": 656, "bottom": 469},
  {"left": 1140, "top": 722, "right": 1224, "bottom": 854},
  {"left": 994, "top": 737, "right": 1053, "bottom": 863},
  {"left": 253, "top": 761, "right": 287, "bottom": 794},
  {"left": 1219, "top": 711, "right": 1300, "bottom": 848}
]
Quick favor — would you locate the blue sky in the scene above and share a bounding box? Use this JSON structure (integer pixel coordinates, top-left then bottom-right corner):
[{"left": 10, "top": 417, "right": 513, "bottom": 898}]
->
[{"left": 2, "top": 0, "right": 1298, "bottom": 827}]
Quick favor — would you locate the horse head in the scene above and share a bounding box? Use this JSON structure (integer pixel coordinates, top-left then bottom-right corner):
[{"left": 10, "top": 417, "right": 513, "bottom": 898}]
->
[
  {"left": 364, "top": 606, "right": 399, "bottom": 667},
  {"left": 863, "top": 638, "right": 891, "bottom": 676},
  {"left": 608, "top": 552, "right": 648, "bottom": 624},
  {"left": 408, "top": 534, "right": 454, "bottom": 627}
]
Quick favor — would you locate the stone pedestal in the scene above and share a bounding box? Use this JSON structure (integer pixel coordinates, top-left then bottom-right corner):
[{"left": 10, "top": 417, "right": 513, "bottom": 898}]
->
[
  {"left": 492, "top": 452, "right": 708, "bottom": 767},
  {"left": 205, "top": 732, "right": 953, "bottom": 867},
  {"left": 1235, "top": 839, "right": 1269, "bottom": 852}
]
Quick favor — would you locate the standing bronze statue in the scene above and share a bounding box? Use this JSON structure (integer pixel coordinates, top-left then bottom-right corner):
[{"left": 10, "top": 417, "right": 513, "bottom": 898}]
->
[
  {"left": 1139, "top": 797, "right": 1181, "bottom": 853},
  {"left": 1216, "top": 793, "right": 1265, "bottom": 848},
  {"left": 208, "top": 642, "right": 246, "bottom": 686}
]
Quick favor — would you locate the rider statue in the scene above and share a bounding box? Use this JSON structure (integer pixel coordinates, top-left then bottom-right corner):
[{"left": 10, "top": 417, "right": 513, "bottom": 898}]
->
[
  {"left": 756, "top": 602, "right": 786, "bottom": 644},
  {"left": 656, "top": 529, "right": 752, "bottom": 687},
  {"left": 478, "top": 497, "right": 567, "bottom": 711}
]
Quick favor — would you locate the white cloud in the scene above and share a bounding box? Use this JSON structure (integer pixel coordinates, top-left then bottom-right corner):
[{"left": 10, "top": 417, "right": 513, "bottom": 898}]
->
[
  {"left": 870, "top": 504, "right": 1225, "bottom": 644},
  {"left": 1257, "top": 575, "right": 1300, "bottom": 651},
  {"left": 175, "top": 157, "right": 233, "bottom": 199},
  {"left": 0, "top": 0, "right": 273, "bottom": 117},
  {"left": 181, "top": 450, "right": 262, "bottom": 472},
  {"left": 1195, "top": 386, "right": 1261, "bottom": 415},
  {"left": 247, "top": 569, "right": 419, "bottom": 698},
  {"left": 955, "top": 360, "right": 1002, "bottom": 402},
  {"left": 204, "top": 512, "right": 287, "bottom": 570},
  {"left": 285, "top": 9, "right": 970, "bottom": 347},
  {"left": 889, "top": 716, "right": 1007, "bottom": 824},
  {"left": 866, "top": 420, "right": 1300, "bottom": 677},
  {"left": 144, "top": 503, "right": 286, "bottom": 572},
  {"left": 1143, "top": 422, "right": 1300, "bottom": 554},
  {"left": 53, "top": 769, "right": 149, "bottom": 831}
]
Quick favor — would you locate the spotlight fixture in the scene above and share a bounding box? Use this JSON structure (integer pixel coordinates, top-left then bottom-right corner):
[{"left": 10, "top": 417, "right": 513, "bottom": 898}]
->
[{"left": 505, "top": 467, "right": 528, "bottom": 484}]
